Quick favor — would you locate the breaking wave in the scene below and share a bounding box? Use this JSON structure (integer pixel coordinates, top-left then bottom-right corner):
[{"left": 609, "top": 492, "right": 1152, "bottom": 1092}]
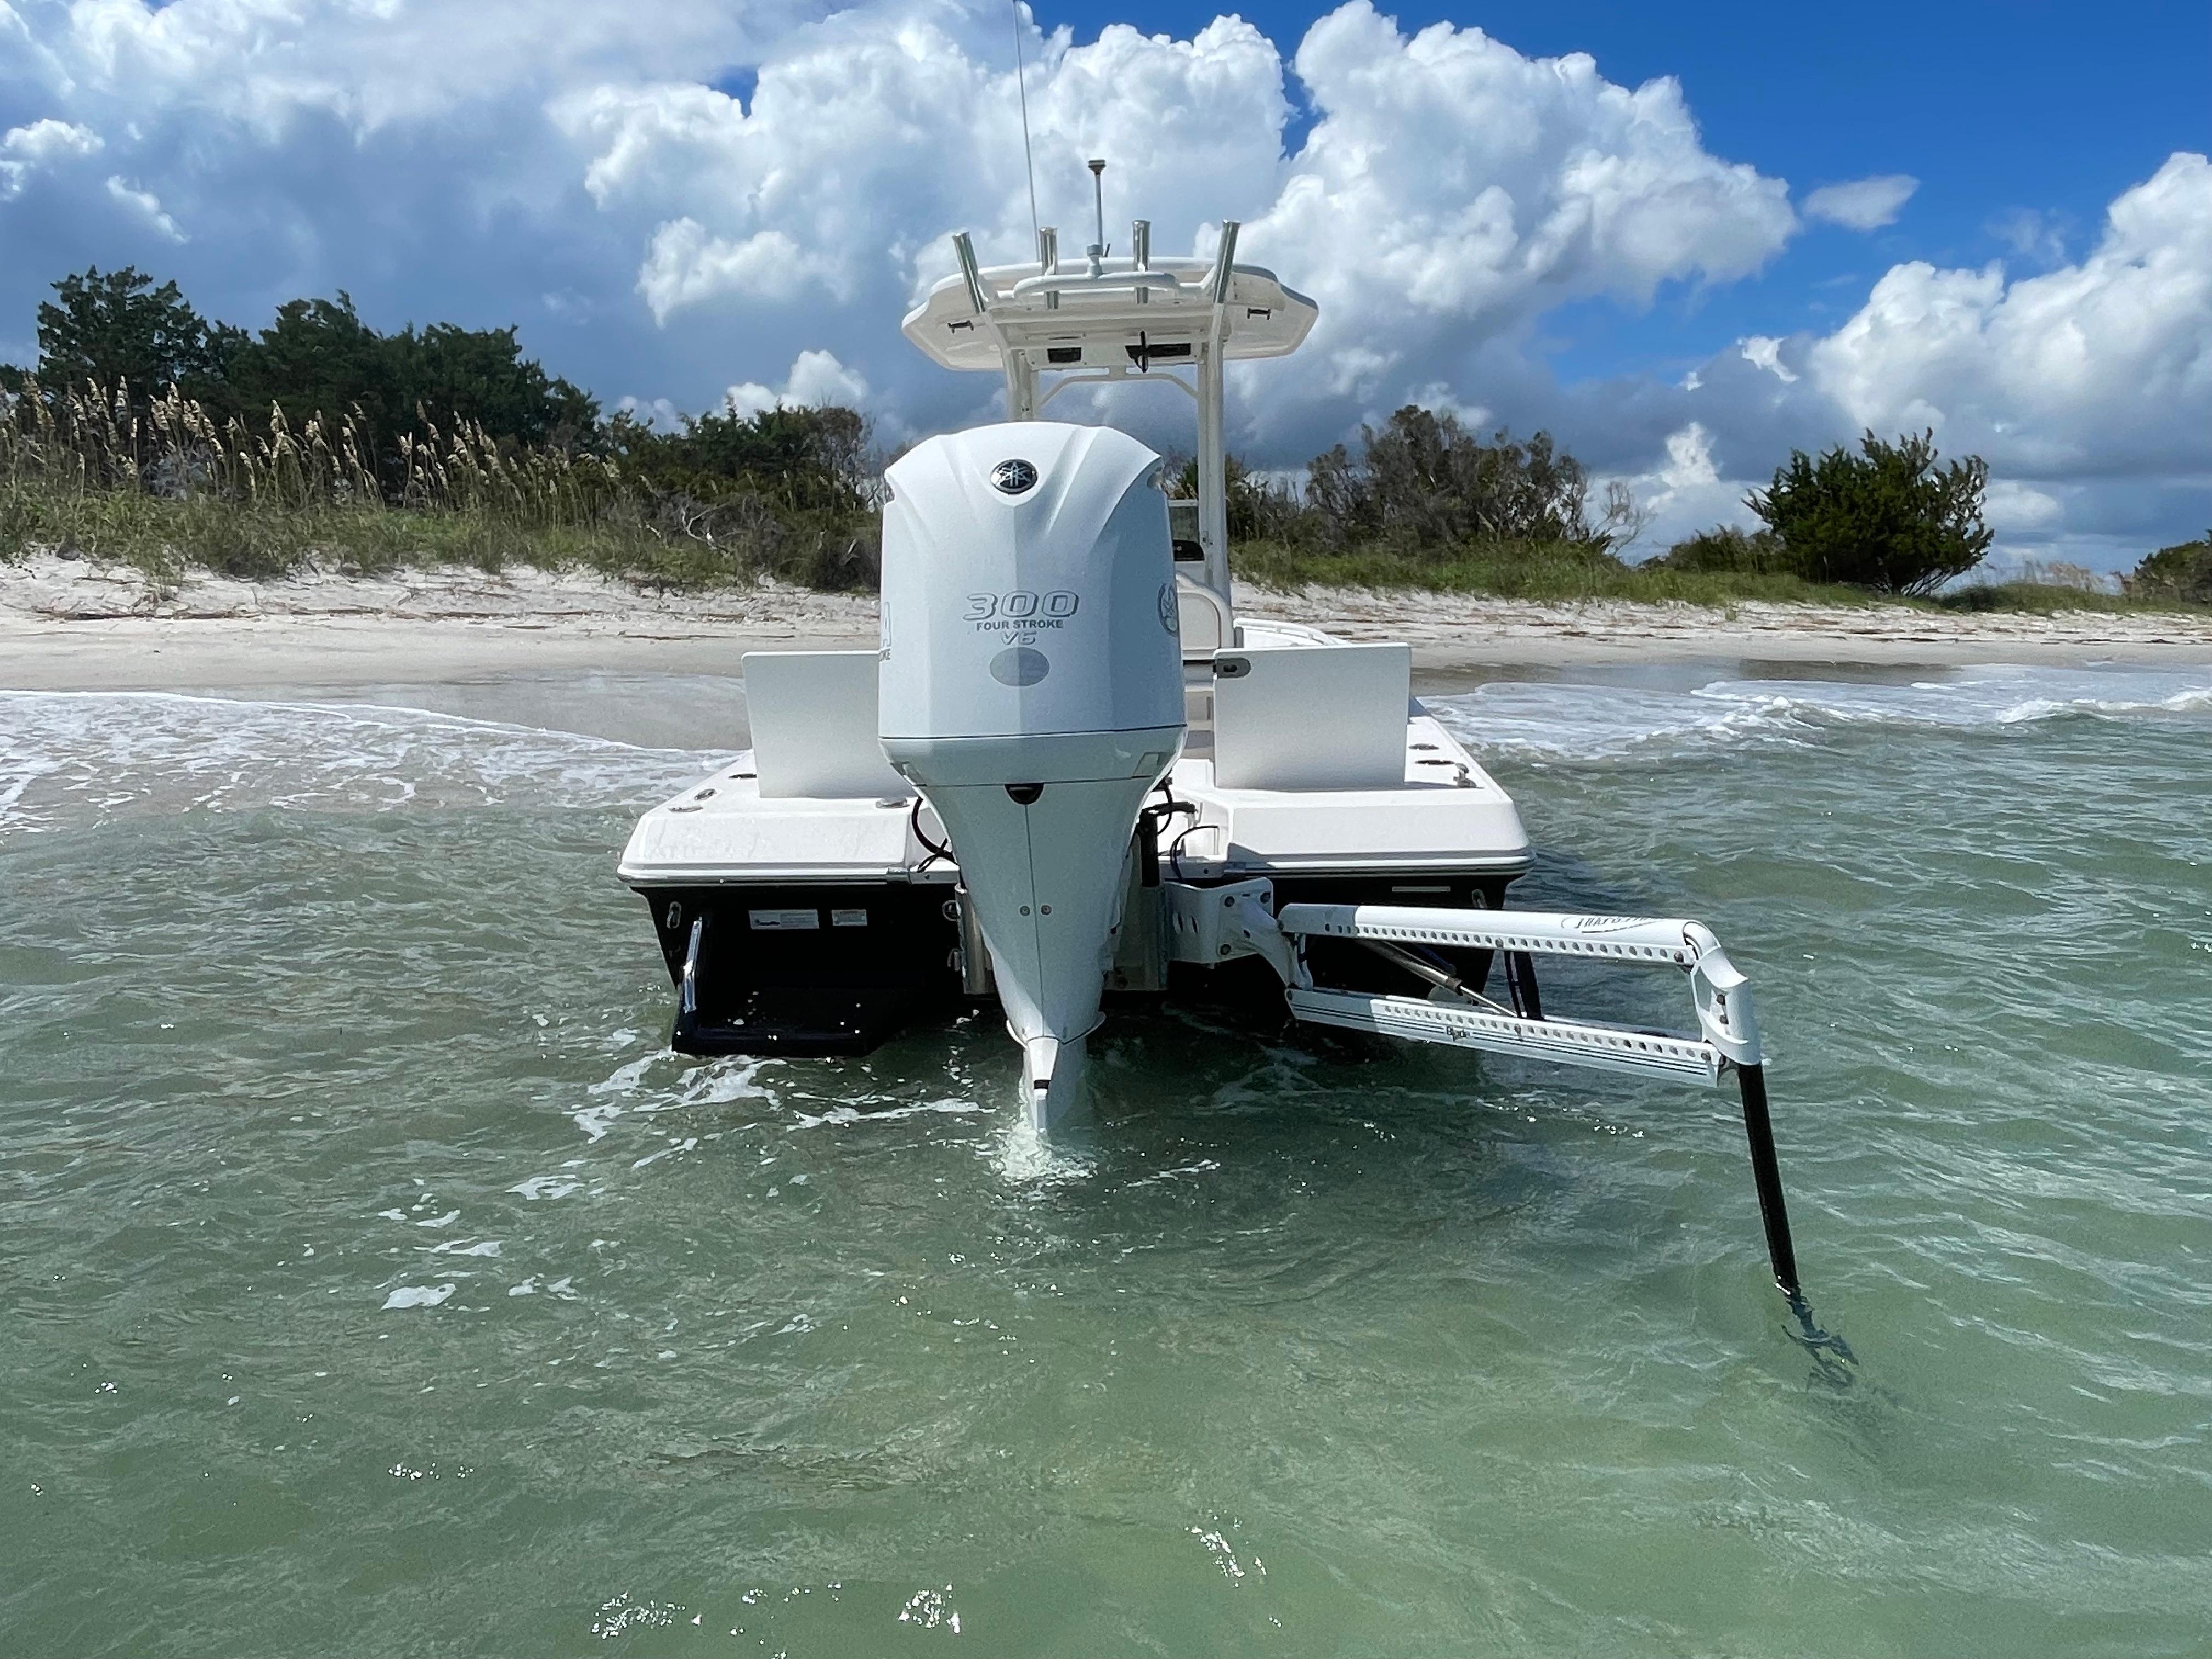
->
[
  {"left": 1427, "top": 664, "right": 2212, "bottom": 763},
  {"left": 5, "top": 664, "right": 2207, "bottom": 835},
  {"left": 0, "top": 689, "right": 722, "bottom": 834}
]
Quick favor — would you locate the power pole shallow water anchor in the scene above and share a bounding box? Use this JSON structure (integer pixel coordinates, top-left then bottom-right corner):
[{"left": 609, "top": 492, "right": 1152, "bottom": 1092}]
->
[
  {"left": 1180, "top": 898, "right": 1808, "bottom": 1300},
  {"left": 1734, "top": 1061, "right": 1799, "bottom": 1298}
]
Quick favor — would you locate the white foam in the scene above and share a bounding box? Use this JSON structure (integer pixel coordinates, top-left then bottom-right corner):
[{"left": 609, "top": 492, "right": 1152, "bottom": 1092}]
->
[
  {"left": 691, "top": 1058, "right": 778, "bottom": 1106},
  {"left": 1427, "top": 665, "right": 2212, "bottom": 764},
  {"left": 15, "top": 669, "right": 2194, "bottom": 831},
  {"left": 785, "top": 1096, "right": 980, "bottom": 1130},
  {"left": 570, "top": 1053, "right": 778, "bottom": 1142},
  {"left": 381, "top": 1283, "right": 456, "bottom": 1310},
  {"left": 509, "top": 1176, "right": 582, "bottom": 1201},
  {"left": 0, "top": 688, "right": 724, "bottom": 833},
  {"left": 631, "top": 1137, "right": 699, "bottom": 1169}
]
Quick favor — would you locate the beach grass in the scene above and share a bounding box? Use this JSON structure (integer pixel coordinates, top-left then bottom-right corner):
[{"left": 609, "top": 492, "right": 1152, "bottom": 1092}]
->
[
  {"left": 2, "top": 383, "right": 2200, "bottom": 615},
  {"left": 1934, "top": 578, "right": 2179, "bottom": 616},
  {"left": 1227, "top": 538, "right": 1891, "bottom": 607},
  {"left": 9, "top": 487, "right": 2205, "bottom": 617},
  {"left": 0, "top": 379, "right": 879, "bottom": 593},
  {"left": 1228, "top": 539, "right": 2209, "bottom": 616},
  {"left": 0, "top": 484, "right": 873, "bottom": 592}
]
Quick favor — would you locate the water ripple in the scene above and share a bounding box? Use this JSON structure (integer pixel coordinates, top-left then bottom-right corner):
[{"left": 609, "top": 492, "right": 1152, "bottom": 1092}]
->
[{"left": 3, "top": 667, "right": 2209, "bottom": 1654}]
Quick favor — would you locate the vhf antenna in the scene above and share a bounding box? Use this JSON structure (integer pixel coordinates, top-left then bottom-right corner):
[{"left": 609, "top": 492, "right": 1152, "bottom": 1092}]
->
[
  {"left": 1011, "top": 1, "right": 1039, "bottom": 242},
  {"left": 1086, "top": 157, "right": 1108, "bottom": 276}
]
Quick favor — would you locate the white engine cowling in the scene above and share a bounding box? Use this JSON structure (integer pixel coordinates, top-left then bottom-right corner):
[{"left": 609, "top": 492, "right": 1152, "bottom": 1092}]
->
[{"left": 879, "top": 422, "right": 1185, "bottom": 1130}]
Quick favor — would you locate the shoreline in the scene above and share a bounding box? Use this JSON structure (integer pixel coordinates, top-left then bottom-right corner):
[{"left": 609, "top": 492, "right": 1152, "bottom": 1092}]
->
[{"left": 6, "top": 554, "right": 2212, "bottom": 692}]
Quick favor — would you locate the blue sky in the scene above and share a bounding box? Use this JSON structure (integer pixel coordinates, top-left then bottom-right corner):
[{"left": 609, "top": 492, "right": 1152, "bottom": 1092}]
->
[
  {"left": 1073, "top": 0, "right": 2209, "bottom": 390},
  {"left": 2, "top": 0, "right": 2207, "bottom": 566}
]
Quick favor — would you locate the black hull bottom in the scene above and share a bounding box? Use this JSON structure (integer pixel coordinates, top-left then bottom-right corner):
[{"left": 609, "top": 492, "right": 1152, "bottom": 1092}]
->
[
  {"left": 643, "top": 883, "right": 964, "bottom": 1058},
  {"left": 637, "top": 870, "right": 1520, "bottom": 1059},
  {"left": 675, "top": 986, "right": 945, "bottom": 1057}
]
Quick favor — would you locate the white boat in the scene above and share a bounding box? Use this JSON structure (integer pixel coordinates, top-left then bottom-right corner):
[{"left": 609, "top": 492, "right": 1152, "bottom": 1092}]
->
[{"left": 619, "top": 182, "right": 1805, "bottom": 1297}]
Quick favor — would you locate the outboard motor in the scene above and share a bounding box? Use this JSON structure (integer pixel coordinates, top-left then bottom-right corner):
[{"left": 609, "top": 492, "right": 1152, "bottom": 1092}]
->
[{"left": 879, "top": 422, "right": 1184, "bottom": 1129}]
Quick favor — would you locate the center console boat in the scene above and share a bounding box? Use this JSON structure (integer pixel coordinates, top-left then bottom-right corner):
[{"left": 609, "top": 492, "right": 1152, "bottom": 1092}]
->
[{"left": 617, "top": 182, "right": 1807, "bottom": 1300}]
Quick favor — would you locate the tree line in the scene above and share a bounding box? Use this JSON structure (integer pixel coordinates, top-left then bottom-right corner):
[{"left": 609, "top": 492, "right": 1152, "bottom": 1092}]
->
[
  {"left": 9, "top": 263, "right": 2197, "bottom": 603},
  {"left": 1196, "top": 407, "right": 1994, "bottom": 597},
  {"left": 0, "top": 265, "right": 874, "bottom": 522}
]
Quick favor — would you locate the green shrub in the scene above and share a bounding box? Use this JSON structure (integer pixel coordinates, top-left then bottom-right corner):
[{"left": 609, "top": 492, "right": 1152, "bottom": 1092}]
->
[
  {"left": 2126, "top": 532, "right": 2212, "bottom": 603},
  {"left": 1654, "top": 524, "right": 1797, "bottom": 575},
  {"left": 1228, "top": 536, "right": 1884, "bottom": 606},
  {"left": 1299, "top": 408, "right": 1630, "bottom": 552},
  {"left": 1937, "top": 581, "right": 2141, "bottom": 616},
  {"left": 174, "top": 498, "right": 301, "bottom": 580},
  {"left": 1748, "top": 430, "right": 1993, "bottom": 595},
  {"left": 609, "top": 404, "right": 876, "bottom": 517},
  {"left": 1, "top": 482, "right": 42, "bottom": 561}
]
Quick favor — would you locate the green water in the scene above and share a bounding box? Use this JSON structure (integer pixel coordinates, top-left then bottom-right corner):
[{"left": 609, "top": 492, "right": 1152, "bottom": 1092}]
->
[{"left": 4, "top": 664, "right": 2209, "bottom": 1656}]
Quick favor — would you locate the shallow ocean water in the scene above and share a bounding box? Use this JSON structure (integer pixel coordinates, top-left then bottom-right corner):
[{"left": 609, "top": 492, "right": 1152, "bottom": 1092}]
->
[{"left": 3, "top": 662, "right": 2209, "bottom": 1656}]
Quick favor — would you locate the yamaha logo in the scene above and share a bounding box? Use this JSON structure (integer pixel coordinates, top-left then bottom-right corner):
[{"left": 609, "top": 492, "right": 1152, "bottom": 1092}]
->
[{"left": 991, "top": 459, "right": 1039, "bottom": 495}]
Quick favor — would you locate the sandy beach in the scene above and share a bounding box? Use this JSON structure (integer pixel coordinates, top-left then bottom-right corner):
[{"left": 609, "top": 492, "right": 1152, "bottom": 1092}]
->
[{"left": 5, "top": 552, "right": 2211, "bottom": 692}]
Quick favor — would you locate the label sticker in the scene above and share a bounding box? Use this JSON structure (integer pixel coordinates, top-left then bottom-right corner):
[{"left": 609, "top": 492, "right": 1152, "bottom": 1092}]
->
[
  {"left": 748, "top": 909, "right": 820, "bottom": 931},
  {"left": 990, "top": 646, "right": 1051, "bottom": 686},
  {"left": 830, "top": 909, "right": 870, "bottom": 928}
]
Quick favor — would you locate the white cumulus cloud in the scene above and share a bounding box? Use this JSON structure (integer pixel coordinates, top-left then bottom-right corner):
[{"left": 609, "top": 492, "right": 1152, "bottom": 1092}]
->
[
  {"left": 25, "top": 0, "right": 808, "bottom": 137},
  {"left": 1739, "top": 336, "right": 1798, "bottom": 382},
  {"left": 1804, "top": 152, "right": 2211, "bottom": 478},
  {"left": 1234, "top": 3, "right": 1796, "bottom": 445},
  {"left": 1604, "top": 420, "right": 1761, "bottom": 555},
  {"left": 726, "top": 348, "right": 874, "bottom": 420},
  {"left": 543, "top": 0, "right": 1797, "bottom": 454},
  {"left": 0, "top": 2, "right": 2204, "bottom": 566},
  {"left": 104, "top": 175, "right": 183, "bottom": 241},
  {"left": 636, "top": 221, "right": 842, "bottom": 315},
  {"left": 555, "top": 8, "right": 1296, "bottom": 332},
  {"left": 1983, "top": 478, "right": 2065, "bottom": 534},
  {"left": 1634, "top": 152, "right": 2212, "bottom": 567},
  {"left": 0, "top": 118, "right": 103, "bottom": 197},
  {"left": 1803, "top": 173, "right": 1918, "bottom": 231}
]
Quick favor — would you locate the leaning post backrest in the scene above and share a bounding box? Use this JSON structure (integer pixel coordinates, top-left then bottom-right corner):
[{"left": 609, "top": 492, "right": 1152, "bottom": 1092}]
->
[
  {"left": 1210, "top": 642, "right": 1412, "bottom": 791},
  {"left": 742, "top": 651, "right": 909, "bottom": 800},
  {"left": 1175, "top": 574, "right": 1234, "bottom": 662}
]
